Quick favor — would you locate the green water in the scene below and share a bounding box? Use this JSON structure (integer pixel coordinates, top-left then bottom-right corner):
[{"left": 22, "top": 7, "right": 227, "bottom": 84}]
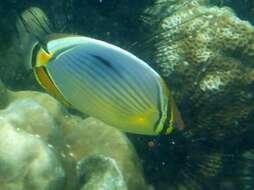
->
[{"left": 0, "top": 0, "right": 253, "bottom": 190}]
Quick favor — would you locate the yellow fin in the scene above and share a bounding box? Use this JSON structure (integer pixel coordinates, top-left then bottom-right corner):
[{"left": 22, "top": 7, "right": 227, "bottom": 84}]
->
[{"left": 36, "top": 48, "right": 52, "bottom": 67}]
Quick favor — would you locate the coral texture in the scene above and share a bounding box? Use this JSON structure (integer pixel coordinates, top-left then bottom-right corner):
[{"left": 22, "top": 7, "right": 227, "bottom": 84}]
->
[
  {"left": 143, "top": 0, "right": 254, "bottom": 136},
  {"left": 0, "top": 1, "right": 253, "bottom": 189},
  {"left": 137, "top": 0, "right": 254, "bottom": 189},
  {"left": 0, "top": 82, "right": 151, "bottom": 190}
]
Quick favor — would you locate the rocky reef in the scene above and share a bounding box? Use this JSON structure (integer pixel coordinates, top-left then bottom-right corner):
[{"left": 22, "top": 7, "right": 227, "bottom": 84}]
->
[
  {"left": 0, "top": 80, "right": 151, "bottom": 190},
  {"left": 0, "top": 0, "right": 253, "bottom": 189},
  {"left": 133, "top": 0, "right": 254, "bottom": 189},
  {"left": 142, "top": 0, "right": 254, "bottom": 137},
  {"left": 146, "top": 0, "right": 254, "bottom": 133}
]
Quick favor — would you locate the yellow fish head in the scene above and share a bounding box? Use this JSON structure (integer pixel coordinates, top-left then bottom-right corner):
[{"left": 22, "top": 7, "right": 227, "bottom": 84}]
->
[{"left": 35, "top": 47, "right": 52, "bottom": 67}]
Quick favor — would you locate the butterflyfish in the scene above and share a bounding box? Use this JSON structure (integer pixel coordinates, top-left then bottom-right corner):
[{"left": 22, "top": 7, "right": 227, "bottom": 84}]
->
[{"left": 19, "top": 7, "right": 185, "bottom": 135}]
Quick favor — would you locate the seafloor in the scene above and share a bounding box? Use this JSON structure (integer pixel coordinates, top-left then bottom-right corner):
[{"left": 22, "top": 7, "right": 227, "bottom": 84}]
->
[{"left": 0, "top": 0, "right": 253, "bottom": 190}]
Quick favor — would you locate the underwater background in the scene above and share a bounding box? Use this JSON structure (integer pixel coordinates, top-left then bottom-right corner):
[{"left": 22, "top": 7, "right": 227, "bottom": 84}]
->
[{"left": 0, "top": 0, "right": 253, "bottom": 189}]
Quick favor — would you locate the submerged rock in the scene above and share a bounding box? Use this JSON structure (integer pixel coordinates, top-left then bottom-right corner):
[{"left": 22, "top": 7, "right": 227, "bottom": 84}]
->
[
  {"left": 77, "top": 155, "right": 127, "bottom": 190},
  {"left": 142, "top": 0, "right": 254, "bottom": 141},
  {"left": 136, "top": 0, "right": 254, "bottom": 189},
  {"left": 0, "top": 1, "right": 252, "bottom": 189},
  {"left": 0, "top": 82, "right": 150, "bottom": 190},
  {"left": 64, "top": 117, "right": 150, "bottom": 190},
  {"left": 1, "top": 99, "right": 60, "bottom": 142},
  {"left": 0, "top": 100, "right": 65, "bottom": 190}
]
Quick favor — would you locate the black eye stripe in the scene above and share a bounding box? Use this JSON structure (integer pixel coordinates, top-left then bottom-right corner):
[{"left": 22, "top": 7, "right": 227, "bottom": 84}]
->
[{"left": 31, "top": 43, "right": 41, "bottom": 67}]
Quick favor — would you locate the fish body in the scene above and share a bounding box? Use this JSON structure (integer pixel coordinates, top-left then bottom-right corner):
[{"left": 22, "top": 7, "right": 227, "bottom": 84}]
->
[
  {"left": 30, "top": 34, "right": 184, "bottom": 135},
  {"left": 17, "top": 7, "right": 184, "bottom": 135}
]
